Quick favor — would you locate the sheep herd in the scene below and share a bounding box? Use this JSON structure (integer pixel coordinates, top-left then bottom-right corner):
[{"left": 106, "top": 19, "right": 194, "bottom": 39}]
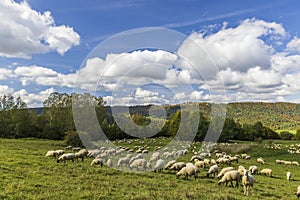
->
[{"left": 45, "top": 139, "right": 300, "bottom": 198}]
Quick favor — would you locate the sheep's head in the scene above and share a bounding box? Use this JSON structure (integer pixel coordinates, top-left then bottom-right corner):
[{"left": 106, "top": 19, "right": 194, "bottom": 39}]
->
[
  {"left": 176, "top": 173, "right": 180, "bottom": 179},
  {"left": 218, "top": 180, "right": 223, "bottom": 185}
]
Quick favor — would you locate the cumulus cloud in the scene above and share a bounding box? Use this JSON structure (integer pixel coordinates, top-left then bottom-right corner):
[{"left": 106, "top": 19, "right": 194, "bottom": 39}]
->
[
  {"left": 286, "top": 37, "right": 300, "bottom": 54},
  {"left": 0, "top": 0, "right": 80, "bottom": 58}
]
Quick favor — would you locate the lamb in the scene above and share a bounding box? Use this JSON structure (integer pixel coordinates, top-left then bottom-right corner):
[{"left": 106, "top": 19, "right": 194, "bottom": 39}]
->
[
  {"left": 242, "top": 170, "right": 255, "bottom": 196},
  {"left": 117, "top": 157, "right": 131, "bottom": 167},
  {"left": 90, "top": 158, "right": 103, "bottom": 166},
  {"left": 287, "top": 171, "right": 291, "bottom": 181},
  {"left": 169, "top": 162, "right": 186, "bottom": 171},
  {"left": 129, "top": 158, "right": 148, "bottom": 171},
  {"left": 57, "top": 153, "right": 75, "bottom": 163},
  {"left": 107, "top": 159, "right": 113, "bottom": 167},
  {"left": 259, "top": 168, "right": 272, "bottom": 177},
  {"left": 218, "top": 170, "right": 240, "bottom": 187},
  {"left": 176, "top": 166, "right": 199, "bottom": 180},
  {"left": 295, "top": 185, "right": 300, "bottom": 198},
  {"left": 45, "top": 150, "right": 57, "bottom": 158},
  {"left": 257, "top": 157, "right": 265, "bottom": 165},
  {"left": 248, "top": 166, "right": 258, "bottom": 175},
  {"left": 164, "top": 160, "right": 176, "bottom": 170},
  {"left": 207, "top": 164, "right": 218, "bottom": 178},
  {"left": 153, "top": 159, "right": 165, "bottom": 172},
  {"left": 217, "top": 167, "right": 235, "bottom": 179}
]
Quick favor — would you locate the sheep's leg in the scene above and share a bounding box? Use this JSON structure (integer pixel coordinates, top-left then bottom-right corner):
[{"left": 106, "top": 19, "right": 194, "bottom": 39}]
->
[
  {"left": 236, "top": 180, "right": 239, "bottom": 188},
  {"left": 81, "top": 157, "right": 84, "bottom": 162}
]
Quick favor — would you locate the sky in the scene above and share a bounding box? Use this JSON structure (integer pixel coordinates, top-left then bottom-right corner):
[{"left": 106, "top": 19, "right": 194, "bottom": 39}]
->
[{"left": 0, "top": 0, "right": 300, "bottom": 107}]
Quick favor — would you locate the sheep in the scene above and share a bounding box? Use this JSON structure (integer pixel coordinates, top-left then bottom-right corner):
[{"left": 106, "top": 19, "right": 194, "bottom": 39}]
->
[
  {"left": 117, "top": 157, "right": 131, "bottom": 167},
  {"left": 55, "top": 150, "right": 64, "bottom": 156},
  {"left": 218, "top": 170, "right": 240, "bottom": 187},
  {"left": 248, "top": 166, "right": 258, "bottom": 175},
  {"left": 287, "top": 171, "right": 291, "bottom": 181},
  {"left": 257, "top": 157, "right": 265, "bottom": 165},
  {"left": 259, "top": 168, "right": 272, "bottom": 177},
  {"left": 292, "top": 161, "right": 299, "bottom": 166},
  {"left": 204, "top": 159, "right": 210, "bottom": 167},
  {"left": 107, "top": 159, "right": 113, "bottom": 167},
  {"left": 242, "top": 170, "right": 255, "bottom": 196},
  {"left": 245, "top": 155, "right": 251, "bottom": 160},
  {"left": 75, "top": 149, "right": 88, "bottom": 161},
  {"left": 164, "top": 160, "right": 176, "bottom": 170},
  {"left": 130, "top": 159, "right": 148, "bottom": 171},
  {"left": 217, "top": 167, "right": 235, "bottom": 179},
  {"left": 210, "top": 159, "right": 217, "bottom": 165},
  {"left": 176, "top": 166, "right": 199, "bottom": 180},
  {"left": 169, "top": 162, "right": 186, "bottom": 172},
  {"left": 57, "top": 153, "right": 75, "bottom": 163},
  {"left": 207, "top": 164, "right": 218, "bottom": 178},
  {"left": 229, "top": 156, "right": 239, "bottom": 163},
  {"left": 238, "top": 166, "right": 246, "bottom": 177},
  {"left": 276, "top": 159, "right": 283, "bottom": 165},
  {"left": 45, "top": 150, "right": 57, "bottom": 158},
  {"left": 153, "top": 159, "right": 165, "bottom": 172},
  {"left": 90, "top": 158, "right": 103, "bottom": 166},
  {"left": 88, "top": 149, "right": 101, "bottom": 158},
  {"left": 195, "top": 161, "right": 206, "bottom": 169},
  {"left": 129, "top": 153, "right": 143, "bottom": 164},
  {"left": 72, "top": 147, "right": 81, "bottom": 151},
  {"left": 295, "top": 185, "right": 300, "bottom": 198},
  {"left": 186, "top": 162, "right": 195, "bottom": 168}
]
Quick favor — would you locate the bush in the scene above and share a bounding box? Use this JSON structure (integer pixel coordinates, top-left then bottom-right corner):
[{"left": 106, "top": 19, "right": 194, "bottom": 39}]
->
[
  {"left": 64, "top": 131, "right": 83, "bottom": 147},
  {"left": 279, "top": 131, "right": 294, "bottom": 140}
]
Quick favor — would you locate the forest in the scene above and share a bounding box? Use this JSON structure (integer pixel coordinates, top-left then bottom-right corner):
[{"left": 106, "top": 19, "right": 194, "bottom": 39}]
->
[{"left": 0, "top": 92, "right": 299, "bottom": 145}]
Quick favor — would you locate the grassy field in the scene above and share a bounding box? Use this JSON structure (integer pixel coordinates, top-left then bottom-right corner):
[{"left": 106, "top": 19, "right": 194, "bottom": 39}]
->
[
  {"left": 0, "top": 138, "right": 300, "bottom": 199},
  {"left": 276, "top": 129, "right": 297, "bottom": 135}
]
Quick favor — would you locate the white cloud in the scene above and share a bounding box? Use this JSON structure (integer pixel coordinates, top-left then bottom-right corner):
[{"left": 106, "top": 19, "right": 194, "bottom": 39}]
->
[
  {"left": 286, "top": 37, "right": 300, "bottom": 53},
  {"left": 0, "top": 0, "right": 80, "bottom": 58},
  {"left": 0, "top": 85, "right": 14, "bottom": 94}
]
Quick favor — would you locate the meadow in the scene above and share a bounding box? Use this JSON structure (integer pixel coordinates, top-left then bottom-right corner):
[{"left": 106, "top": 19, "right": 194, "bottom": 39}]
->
[{"left": 0, "top": 138, "right": 300, "bottom": 200}]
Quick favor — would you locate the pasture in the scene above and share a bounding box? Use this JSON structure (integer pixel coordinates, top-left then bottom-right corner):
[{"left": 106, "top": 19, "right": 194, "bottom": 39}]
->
[{"left": 0, "top": 138, "right": 300, "bottom": 199}]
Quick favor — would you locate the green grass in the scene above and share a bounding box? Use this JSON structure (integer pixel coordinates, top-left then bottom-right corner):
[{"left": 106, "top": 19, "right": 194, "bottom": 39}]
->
[
  {"left": 0, "top": 138, "right": 300, "bottom": 199},
  {"left": 276, "top": 129, "right": 297, "bottom": 135}
]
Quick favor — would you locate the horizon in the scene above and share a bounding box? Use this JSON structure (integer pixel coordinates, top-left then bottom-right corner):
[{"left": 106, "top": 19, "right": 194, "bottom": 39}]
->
[{"left": 1, "top": 0, "right": 300, "bottom": 107}]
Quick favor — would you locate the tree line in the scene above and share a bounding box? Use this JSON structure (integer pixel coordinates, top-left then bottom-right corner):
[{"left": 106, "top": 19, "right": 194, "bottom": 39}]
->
[{"left": 0, "top": 93, "right": 299, "bottom": 144}]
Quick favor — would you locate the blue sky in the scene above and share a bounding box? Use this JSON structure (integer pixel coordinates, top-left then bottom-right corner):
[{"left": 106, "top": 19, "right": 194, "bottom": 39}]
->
[{"left": 0, "top": 0, "right": 300, "bottom": 107}]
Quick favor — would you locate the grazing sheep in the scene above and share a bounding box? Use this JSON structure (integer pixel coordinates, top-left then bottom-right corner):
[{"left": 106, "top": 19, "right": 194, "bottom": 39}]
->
[
  {"left": 45, "top": 150, "right": 57, "bottom": 158},
  {"left": 75, "top": 149, "right": 88, "bottom": 161},
  {"left": 287, "top": 171, "right": 291, "bottom": 181},
  {"left": 57, "top": 153, "right": 75, "bottom": 163},
  {"left": 169, "top": 162, "right": 186, "bottom": 171},
  {"left": 242, "top": 170, "right": 255, "bottom": 196},
  {"left": 88, "top": 149, "right": 101, "bottom": 158},
  {"left": 229, "top": 156, "right": 239, "bottom": 163},
  {"left": 107, "top": 159, "right": 113, "bottom": 167},
  {"left": 129, "top": 153, "right": 143, "bottom": 164},
  {"left": 207, "top": 164, "right": 218, "bottom": 178},
  {"left": 153, "top": 159, "right": 165, "bottom": 172},
  {"left": 210, "top": 159, "right": 217, "bottom": 165},
  {"left": 195, "top": 161, "right": 206, "bottom": 169},
  {"left": 292, "top": 161, "right": 299, "bottom": 166},
  {"left": 130, "top": 159, "right": 148, "bottom": 171},
  {"left": 203, "top": 159, "right": 210, "bottom": 167},
  {"left": 117, "top": 157, "right": 130, "bottom": 167},
  {"left": 295, "top": 185, "right": 300, "bottom": 198},
  {"left": 257, "top": 157, "right": 265, "bottom": 165},
  {"left": 217, "top": 167, "right": 235, "bottom": 179},
  {"left": 55, "top": 150, "right": 64, "bottom": 156},
  {"left": 218, "top": 170, "right": 240, "bottom": 187},
  {"left": 176, "top": 166, "right": 199, "bottom": 180},
  {"left": 66, "top": 145, "right": 72, "bottom": 150},
  {"left": 259, "top": 168, "right": 273, "bottom": 177},
  {"left": 248, "top": 166, "right": 258, "bottom": 175},
  {"left": 90, "top": 158, "right": 103, "bottom": 166},
  {"left": 190, "top": 155, "right": 202, "bottom": 163},
  {"left": 72, "top": 147, "right": 81, "bottom": 151},
  {"left": 276, "top": 159, "right": 283, "bottom": 165},
  {"left": 238, "top": 166, "right": 246, "bottom": 177},
  {"left": 245, "top": 155, "right": 251, "bottom": 160},
  {"left": 164, "top": 160, "right": 176, "bottom": 170}
]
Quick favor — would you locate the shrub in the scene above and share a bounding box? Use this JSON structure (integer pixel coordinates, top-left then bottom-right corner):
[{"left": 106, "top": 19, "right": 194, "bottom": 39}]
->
[
  {"left": 64, "top": 131, "right": 83, "bottom": 147},
  {"left": 279, "top": 131, "right": 293, "bottom": 140}
]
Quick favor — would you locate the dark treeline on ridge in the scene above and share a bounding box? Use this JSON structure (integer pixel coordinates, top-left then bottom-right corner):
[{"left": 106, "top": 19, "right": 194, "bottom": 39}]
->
[{"left": 0, "top": 93, "right": 299, "bottom": 145}]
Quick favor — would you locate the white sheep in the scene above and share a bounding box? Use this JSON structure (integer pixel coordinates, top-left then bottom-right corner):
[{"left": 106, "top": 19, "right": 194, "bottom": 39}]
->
[
  {"left": 164, "top": 160, "right": 176, "bottom": 170},
  {"left": 242, "top": 170, "right": 255, "bottom": 196},
  {"left": 295, "top": 185, "right": 300, "bottom": 198},
  {"left": 117, "top": 157, "right": 131, "bottom": 167},
  {"left": 259, "top": 168, "right": 272, "bottom": 177},
  {"left": 90, "top": 158, "right": 103, "bottom": 166},
  {"left": 107, "top": 159, "right": 113, "bottom": 167},
  {"left": 292, "top": 161, "right": 299, "bottom": 166},
  {"left": 207, "top": 164, "right": 218, "bottom": 178},
  {"left": 257, "top": 157, "right": 265, "bottom": 165},
  {"left": 169, "top": 162, "right": 186, "bottom": 171},
  {"left": 287, "top": 171, "right": 291, "bottom": 181},
  {"left": 176, "top": 166, "right": 199, "bottom": 180},
  {"left": 218, "top": 170, "right": 240, "bottom": 187},
  {"left": 195, "top": 161, "right": 206, "bottom": 169},
  {"left": 45, "top": 150, "right": 57, "bottom": 158},
  {"left": 75, "top": 149, "right": 88, "bottom": 161},
  {"left": 248, "top": 165, "right": 258, "bottom": 175},
  {"left": 217, "top": 167, "right": 235, "bottom": 179},
  {"left": 57, "top": 153, "right": 75, "bottom": 163},
  {"left": 129, "top": 153, "right": 143, "bottom": 164},
  {"left": 153, "top": 159, "right": 165, "bottom": 172},
  {"left": 55, "top": 150, "right": 64, "bottom": 156},
  {"left": 130, "top": 158, "right": 148, "bottom": 171}
]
